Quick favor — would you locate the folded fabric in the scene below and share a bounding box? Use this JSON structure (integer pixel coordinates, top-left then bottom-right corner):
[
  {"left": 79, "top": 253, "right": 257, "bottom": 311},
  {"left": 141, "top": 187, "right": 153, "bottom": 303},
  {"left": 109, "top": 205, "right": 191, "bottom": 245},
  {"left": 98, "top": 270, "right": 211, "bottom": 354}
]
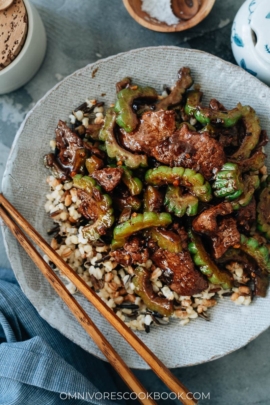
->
[{"left": 0, "top": 269, "right": 123, "bottom": 405}]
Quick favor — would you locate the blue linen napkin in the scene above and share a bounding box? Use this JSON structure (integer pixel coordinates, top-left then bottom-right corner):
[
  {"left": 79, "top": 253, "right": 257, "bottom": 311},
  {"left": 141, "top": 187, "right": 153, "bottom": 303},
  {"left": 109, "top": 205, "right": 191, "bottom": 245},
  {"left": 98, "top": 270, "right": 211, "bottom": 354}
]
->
[{"left": 0, "top": 268, "right": 124, "bottom": 405}]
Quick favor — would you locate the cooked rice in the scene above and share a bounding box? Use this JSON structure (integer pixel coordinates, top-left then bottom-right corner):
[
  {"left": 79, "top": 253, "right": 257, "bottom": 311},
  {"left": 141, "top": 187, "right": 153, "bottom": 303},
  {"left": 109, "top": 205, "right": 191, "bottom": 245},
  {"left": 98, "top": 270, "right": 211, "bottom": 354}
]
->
[{"left": 44, "top": 173, "right": 252, "bottom": 332}]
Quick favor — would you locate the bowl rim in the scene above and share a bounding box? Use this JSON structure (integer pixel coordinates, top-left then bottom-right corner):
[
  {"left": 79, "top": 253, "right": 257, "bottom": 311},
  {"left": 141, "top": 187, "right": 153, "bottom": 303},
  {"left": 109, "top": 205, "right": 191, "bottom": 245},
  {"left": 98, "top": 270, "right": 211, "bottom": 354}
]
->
[
  {"left": 122, "top": 0, "right": 216, "bottom": 32},
  {"left": 0, "top": 0, "right": 34, "bottom": 76}
]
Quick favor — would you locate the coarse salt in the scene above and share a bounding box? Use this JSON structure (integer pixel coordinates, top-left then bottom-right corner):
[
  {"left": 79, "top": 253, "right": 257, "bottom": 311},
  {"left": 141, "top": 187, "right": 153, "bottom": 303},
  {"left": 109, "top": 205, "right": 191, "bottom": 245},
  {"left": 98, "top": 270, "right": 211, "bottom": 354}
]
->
[{"left": 141, "top": 0, "right": 179, "bottom": 26}]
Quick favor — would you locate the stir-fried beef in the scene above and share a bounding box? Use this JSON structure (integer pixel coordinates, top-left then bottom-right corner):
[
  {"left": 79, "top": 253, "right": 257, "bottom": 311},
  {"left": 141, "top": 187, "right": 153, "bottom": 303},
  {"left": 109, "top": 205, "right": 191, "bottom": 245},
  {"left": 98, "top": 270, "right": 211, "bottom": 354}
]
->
[
  {"left": 230, "top": 149, "right": 266, "bottom": 173},
  {"left": 217, "top": 247, "right": 269, "bottom": 297},
  {"left": 218, "top": 125, "right": 240, "bottom": 148},
  {"left": 155, "top": 67, "right": 193, "bottom": 110},
  {"left": 110, "top": 236, "right": 149, "bottom": 265},
  {"left": 121, "top": 115, "right": 225, "bottom": 180},
  {"left": 77, "top": 189, "right": 102, "bottom": 221},
  {"left": 92, "top": 167, "right": 123, "bottom": 192},
  {"left": 83, "top": 142, "right": 105, "bottom": 160},
  {"left": 236, "top": 197, "right": 256, "bottom": 232},
  {"left": 192, "top": 202, "right": 233, "bottom": 235},
  {"left": 85, "top": 123, "right": 103, "bottom": 140},
  {"left": 147, "top": 191, "right": 163, "bottom": 212},
  {"left": 217, "top": 248, "right": 256, "bottom": 270},
  {"left": 254, "top": 271, "right": 269, "bottom": 297},
  {"left": 256, "top": 129, "right": 269, "bottom": 149},
  {"left": 144, "top": 186, "right": 164, "bottom": 212},
  {"left": 111, "top": 187, "right": 141, "bottom": 211},
  {"left": 77, "top": 189, "right": 108, "bottom": 235},
  {"left": 152, "top": 249, "right": 208, "bottom": 296},
  {"left": 172, "top": 224, "right": 189, "bottom": 250},
  {"left": 116, "top": 77, "right": 131, "bottom": 93},
  {"left": 118, "top": 207, "right": 132, "bottom": 224},
  {"left": 44, "top": 153, "right": 69, "bottom": 181},
  {"left": 44, "top": 66, "right": 270, "bottom": 322},
  {"left": 120, "top": 110, "right": 176, "bottom": 154},
  {"left": 209, "top": 99, "right": 226, "bottom": 111},
  {"left": 151, "top": 124, "right": 226, "bottom": 180},
  {"left": 55, "top": 120, "right": 86, "bottom": 175},
  {"left": 212, "top": 218, "right": 240, "bottom": 259}
]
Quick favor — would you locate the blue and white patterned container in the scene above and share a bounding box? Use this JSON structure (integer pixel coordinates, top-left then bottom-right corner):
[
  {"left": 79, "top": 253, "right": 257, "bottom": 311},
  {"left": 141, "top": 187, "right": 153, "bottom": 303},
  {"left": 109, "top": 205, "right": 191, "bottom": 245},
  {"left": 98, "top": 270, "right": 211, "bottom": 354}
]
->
[{"left": 231, "top": 0, "right": 270, "bottom": 85}]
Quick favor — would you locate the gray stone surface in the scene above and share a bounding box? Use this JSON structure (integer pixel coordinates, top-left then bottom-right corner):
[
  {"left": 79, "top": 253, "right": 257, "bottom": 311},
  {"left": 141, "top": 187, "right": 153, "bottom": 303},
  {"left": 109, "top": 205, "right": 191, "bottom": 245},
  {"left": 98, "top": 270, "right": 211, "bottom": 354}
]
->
[{"left": 1, "top": 0, "right": 269, "bottom": 403}]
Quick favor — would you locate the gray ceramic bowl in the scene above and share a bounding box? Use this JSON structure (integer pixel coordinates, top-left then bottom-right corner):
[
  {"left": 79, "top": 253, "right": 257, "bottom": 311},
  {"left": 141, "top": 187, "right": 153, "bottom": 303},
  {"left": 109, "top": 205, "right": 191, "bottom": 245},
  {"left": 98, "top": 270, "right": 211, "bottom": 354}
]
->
[
  {"left": 2, "top": 47, "right": 270, "bottom": 368},
  {"left": 0, "top": 0, "right": 46, "bottom": 94}
]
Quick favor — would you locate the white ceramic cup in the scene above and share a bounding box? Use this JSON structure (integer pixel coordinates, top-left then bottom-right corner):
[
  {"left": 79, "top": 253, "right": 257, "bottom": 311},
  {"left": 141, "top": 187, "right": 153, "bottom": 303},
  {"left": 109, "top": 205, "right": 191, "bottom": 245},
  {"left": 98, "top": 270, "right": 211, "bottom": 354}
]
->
[
  {"left": 231, "top": 0, "right": 270, "bottom": 86},
  {"left": 0, "top": 0, "right": 47, "bottom": 94}
]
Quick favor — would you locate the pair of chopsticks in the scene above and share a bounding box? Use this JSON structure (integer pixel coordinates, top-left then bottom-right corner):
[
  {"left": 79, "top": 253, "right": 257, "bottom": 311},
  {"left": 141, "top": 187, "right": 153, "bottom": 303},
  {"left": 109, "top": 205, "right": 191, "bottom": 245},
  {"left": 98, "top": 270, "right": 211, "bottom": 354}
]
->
[{"left": 0, "top": 194, "right": 197, "bottom": 405}]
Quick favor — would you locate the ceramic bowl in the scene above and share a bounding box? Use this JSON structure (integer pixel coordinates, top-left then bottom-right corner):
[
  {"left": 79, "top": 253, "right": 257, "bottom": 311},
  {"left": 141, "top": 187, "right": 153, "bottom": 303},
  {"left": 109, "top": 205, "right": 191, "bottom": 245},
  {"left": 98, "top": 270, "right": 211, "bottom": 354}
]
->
[
  {"left": 0, "top": 0, "right": 47, "bottom": 94},
  {"left": 231, "top": 0, "right": 270, "bottom": 85},
  {"left": 3, "top": 47, "right": 270, "bottom": 369},
  {"left": 122, "top": 0, "right": 216, "bottom": 33}
]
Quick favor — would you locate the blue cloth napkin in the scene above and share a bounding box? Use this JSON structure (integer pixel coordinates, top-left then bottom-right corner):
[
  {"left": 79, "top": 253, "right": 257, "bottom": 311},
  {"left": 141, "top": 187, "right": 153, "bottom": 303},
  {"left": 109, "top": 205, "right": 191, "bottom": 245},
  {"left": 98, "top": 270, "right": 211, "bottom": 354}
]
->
[{"left": 0, "top": 268, "right": 125, "bottom": 405}]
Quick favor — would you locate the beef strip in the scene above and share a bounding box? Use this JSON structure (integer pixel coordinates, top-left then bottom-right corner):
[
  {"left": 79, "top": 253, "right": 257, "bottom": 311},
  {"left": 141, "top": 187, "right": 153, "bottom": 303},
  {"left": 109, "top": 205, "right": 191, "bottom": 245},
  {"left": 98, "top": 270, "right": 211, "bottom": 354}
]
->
[
  {"left": 116, "top": 77, "right": 131, "bottom": 93},
  {"left": 118, "top": 207, "right": 132, "bottom": 223},
  {"left": 230, "top": 149, "right": 267, "bottom": 173},
  {"left": 151, "top": 124, "right": 226, "bottom": 180},
  {"left": 113, "top": 195, "right": 141, "bottom": 211},
  {"left": 147, "top": 238, "right": 159, "bottom": 254},
  {"left": 77, "top": 189, "right": 101, "bottom": 221},
  {"left": 155, "top": 67, "right": 193, "bottom": 110},
  {"left": 256, "top": 129, "right": 269, "bottom": 149},
  {"left": 209, "top": 99, "right": 226, "bottom": 111},
  {"left": 212, "top": 218, "right": 240, "bottom": 259},
  {"left": 111, "top": 187, "right": 141, "bottom": 211},
  {"left": 55, "top": 120, "right": 86, "bottom": 175},
  {"left": 110, "top": 236, "right": 149, "bottom": 266},
  {"left": 91, "top": 167, "right": 123, "bottom": 192},
  {"left": 145, "top": 186, "right": 164, "bottom": 212},
  {"left": 192, "top": 202, "right": 233, "bottom": 235},
  {"left": 121, "top": 114, "right": 225, "bottom": 180},
  {"left": 253, "top": 271, "right": 269, "bottom": 298},
  {"left": 44, "top": 153, "right": 69, "bottom": 181},
  {"left": 119, "top": 109, "right": 176, "bottom": 154},
  {"left": 172, "top": 224, "right": 189, "bottom": 250},
  {"left": 83, "top": 142, "right": 105, "bottom": 160},
  {"left": 217, "top": 248, "right": 256, "bottom": 270},
  {"left": 217, "top": 248, "right": 269, "bottom": 297},
  {"left": 85, "top": 123, "right": 103, "bottom": 140},
  {"left": 152, "top": 249, "right": 208, "bottom": 296},
  {"left": 76, "top": 189, "right": 107, "bottom": 235},
  {"left": 218, "top": 125, "right": 240, "bottom": 148},
  {"left": 236, "top": 197, "right": 256, "bottom": 232}
]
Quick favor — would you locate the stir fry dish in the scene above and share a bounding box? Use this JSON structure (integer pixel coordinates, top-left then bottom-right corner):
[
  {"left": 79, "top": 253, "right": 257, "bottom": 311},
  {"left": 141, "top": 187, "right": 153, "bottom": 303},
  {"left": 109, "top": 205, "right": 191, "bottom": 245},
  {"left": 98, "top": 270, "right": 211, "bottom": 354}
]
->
[{"left": 44, "top": 67, "right": 270, "bottom": 331}]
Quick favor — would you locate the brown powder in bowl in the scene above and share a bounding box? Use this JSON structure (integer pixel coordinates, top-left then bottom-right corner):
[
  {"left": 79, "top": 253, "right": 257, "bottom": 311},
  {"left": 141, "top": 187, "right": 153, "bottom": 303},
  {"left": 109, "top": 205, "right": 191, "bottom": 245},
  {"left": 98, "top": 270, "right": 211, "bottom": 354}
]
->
[{"left": 0, "top": 0, "right": 28, "bottom": 70}]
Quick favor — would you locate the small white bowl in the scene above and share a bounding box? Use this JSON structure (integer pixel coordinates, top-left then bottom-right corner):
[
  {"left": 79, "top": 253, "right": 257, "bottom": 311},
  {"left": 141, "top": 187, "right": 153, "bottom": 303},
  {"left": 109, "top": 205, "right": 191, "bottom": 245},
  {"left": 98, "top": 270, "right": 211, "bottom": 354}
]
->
[
  {"left": 0, "top": 0, "right": 46, "bottom": 94},
  {"left": 231, "top": 0, "right": 270, "bottom": 86}
]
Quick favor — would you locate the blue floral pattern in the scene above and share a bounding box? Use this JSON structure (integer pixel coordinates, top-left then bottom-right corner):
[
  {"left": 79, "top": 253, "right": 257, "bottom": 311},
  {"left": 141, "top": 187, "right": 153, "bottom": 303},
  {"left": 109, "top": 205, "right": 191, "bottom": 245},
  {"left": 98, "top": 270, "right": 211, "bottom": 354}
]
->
[
  {"left": 240, "top": 59, "right": 257, "bottom": 77},
  {"left": 265, "top": 45, "right": 270, "bottom": 54},
  {"left": 233, "top": 34, "right": 244, "bottom": 47},
  {"left": 232, "top": 22, "right": 244, "bottom": 48},
  {"left": 266, "top": 12, "right": 270, "bottom": 19},
  {"left": 248, "top": 0, "right": 257, "bottom": 24}
]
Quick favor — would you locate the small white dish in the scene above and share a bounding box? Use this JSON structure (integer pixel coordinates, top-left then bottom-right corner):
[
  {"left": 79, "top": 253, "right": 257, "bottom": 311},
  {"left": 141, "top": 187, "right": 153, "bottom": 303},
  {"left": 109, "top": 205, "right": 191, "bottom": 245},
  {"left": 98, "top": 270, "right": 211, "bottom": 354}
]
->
[
  {"left": 0, "top": 0, "right": 46, "bottom": 94},
  {"left": 231, "top": 0, "right": 270, "bottom": 86}
]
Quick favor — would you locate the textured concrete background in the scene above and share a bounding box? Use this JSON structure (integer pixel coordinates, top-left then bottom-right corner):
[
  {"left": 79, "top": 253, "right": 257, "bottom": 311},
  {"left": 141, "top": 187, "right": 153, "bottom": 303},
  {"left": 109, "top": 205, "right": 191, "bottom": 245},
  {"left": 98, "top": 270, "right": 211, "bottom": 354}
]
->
[{"left": 0, "top": 0, "right": 269, "bottom": 403}]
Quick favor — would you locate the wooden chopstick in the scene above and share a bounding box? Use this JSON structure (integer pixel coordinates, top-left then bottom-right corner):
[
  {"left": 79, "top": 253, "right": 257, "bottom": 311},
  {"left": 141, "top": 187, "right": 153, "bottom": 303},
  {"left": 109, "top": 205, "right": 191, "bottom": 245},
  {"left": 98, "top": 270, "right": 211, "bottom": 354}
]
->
[
  {"left": 0, "top": 205, "right": 157, "bottom": 405},
  {"left": 0, "top": 193, "right": 197, "bottom": 405}
]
